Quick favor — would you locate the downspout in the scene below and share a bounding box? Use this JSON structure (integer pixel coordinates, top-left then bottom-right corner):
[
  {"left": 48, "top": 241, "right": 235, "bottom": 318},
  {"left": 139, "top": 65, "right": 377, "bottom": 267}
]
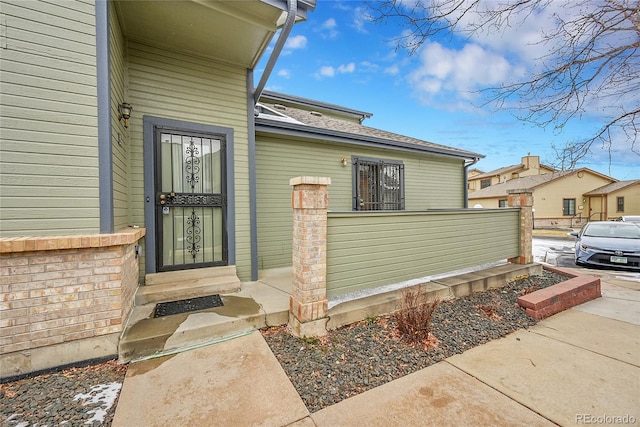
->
[
  {"left": 249, "top": 0, "right": 297, "bottom": 280},
  {"left": 248, "top": 70, "right": 259, "bottom": 281},
  {"left": 253, "top": 0, "right": 297, "bottom": 105},
  {"left": 463, "top": 157, "right": 480, "bottom": 208}
]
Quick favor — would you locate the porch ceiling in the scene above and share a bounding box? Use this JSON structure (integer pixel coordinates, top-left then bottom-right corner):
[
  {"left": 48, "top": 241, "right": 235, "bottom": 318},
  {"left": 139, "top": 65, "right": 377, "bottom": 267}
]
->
[{"left": 114, "top": 0, "right": 290, "bottom": 68}]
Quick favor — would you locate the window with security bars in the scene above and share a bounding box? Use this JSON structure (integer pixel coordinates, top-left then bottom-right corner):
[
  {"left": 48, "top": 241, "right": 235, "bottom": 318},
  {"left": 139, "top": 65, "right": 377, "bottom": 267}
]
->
[{"left": 353, "top": 157, "right": 405, "bottom": 210}]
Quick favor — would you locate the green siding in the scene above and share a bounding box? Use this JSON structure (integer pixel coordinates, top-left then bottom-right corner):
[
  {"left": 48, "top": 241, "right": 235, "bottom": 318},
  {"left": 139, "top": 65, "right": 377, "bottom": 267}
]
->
[
  {"left": 109, "top": 1, "right": 129, "bottom": 232},
  {"left": 125, "top": 42, "right": 251, "bottom": 280},
  {"left": 255, "top": 135, "right": 466, "bottom": 270},
  {"left": 326, "top": 209, "right": 520, "bottom": 297},
  {"left": 0, "top": 0, "right": 99, "bottom": 236}
]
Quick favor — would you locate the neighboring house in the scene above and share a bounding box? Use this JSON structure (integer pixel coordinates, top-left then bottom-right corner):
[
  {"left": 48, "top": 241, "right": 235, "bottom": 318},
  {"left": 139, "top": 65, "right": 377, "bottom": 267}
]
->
[
  {"left": 469, "top": 168, "right": 619, "bottom": 228},
  {"left": 0, "top": 0, "right": 484, "bottom": 375},
  {"left": 468, "top": 155, "right": 556, "bottom": 193},
  {"left": 583, "top": 180, "right": 640, "bottom": 221}
]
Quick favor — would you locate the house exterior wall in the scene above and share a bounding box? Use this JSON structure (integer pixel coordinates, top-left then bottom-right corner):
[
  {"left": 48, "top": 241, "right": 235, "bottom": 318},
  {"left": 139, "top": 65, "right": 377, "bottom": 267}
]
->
[
  {"left": 255, "top": 134, "right": 465, "bottom": 270},
  {"left": 598, "top": 183, "right": 640, "bottom": 220},
  {"left": 534, "top": 172, "right": 613, "bottom": 222},
  {"left": 0, "top": 0, "right": 100, "bottom": 236},
  {"left": 125, "top": 42, "right": 252, "bottom": 280},
  {"left": 109, "top": 1, "right": 130, "bottom": 232},
  {"left": 326, "top": 209, "right": 520, "bottom": 297},
  {"left": 469, "top": 171, "right": 617, "bottom": 227},
  {"left": 468, "top": 196, "right": 504, "bottom": 209},
  {"left": 467, "top": 156, "right": 554, "bottom": 193}
]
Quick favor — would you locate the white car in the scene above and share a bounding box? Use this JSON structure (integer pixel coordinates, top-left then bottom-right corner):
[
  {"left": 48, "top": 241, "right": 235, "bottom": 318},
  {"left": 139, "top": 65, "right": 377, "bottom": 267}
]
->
[{"left": 571, "top": 221, "right": 640, "bottom": 271}]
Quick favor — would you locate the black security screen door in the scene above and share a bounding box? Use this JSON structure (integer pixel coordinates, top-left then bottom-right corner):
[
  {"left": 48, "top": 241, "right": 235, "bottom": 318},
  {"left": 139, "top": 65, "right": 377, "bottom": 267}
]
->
[{"left": 155, "top": 130, "right": 227, "bottom": 271}]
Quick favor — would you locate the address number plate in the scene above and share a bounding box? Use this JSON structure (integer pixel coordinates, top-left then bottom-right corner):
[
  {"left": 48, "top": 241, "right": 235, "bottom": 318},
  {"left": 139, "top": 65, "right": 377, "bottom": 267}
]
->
[{"left": 610, "top": 256, "right": 628, "bottom": 264}]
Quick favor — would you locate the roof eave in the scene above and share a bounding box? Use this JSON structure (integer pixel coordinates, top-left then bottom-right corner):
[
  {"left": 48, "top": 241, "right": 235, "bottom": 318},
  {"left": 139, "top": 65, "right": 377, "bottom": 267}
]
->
[
  {"left": 260, "top": 91, "right": 373, "bottom": 121},
  {"left": 256, "top": 119, "right": 484, "bottom": 160}
]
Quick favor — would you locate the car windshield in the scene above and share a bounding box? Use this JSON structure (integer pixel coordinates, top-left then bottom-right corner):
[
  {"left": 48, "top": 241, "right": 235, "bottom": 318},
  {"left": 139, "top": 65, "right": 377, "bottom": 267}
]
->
[{"left": 584, "top": 223, "right": 640, "bottom": 239}]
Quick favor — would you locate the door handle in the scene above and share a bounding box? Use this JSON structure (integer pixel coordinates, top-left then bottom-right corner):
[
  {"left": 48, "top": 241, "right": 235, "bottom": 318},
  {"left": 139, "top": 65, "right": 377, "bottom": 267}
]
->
[{"left": 159, "top": 194, "right": 166, "bottom": 205}]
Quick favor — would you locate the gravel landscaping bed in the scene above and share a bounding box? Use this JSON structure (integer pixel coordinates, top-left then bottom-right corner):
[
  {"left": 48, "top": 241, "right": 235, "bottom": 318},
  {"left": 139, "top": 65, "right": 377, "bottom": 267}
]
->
[
  {"left": 1, "top": 270, "right": 565, "bottom": 425},
  {"left": 261, "top": 270, "right": 566, "bottom": 413},
  {"left": 1, "top": 360, "right": 126, "bottom": 427}
]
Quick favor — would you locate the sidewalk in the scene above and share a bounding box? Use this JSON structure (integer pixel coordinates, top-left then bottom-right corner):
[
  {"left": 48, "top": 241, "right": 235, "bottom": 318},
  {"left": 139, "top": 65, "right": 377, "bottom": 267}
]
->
[{"left": 112, "top": 269, "right": 639, "bottom": 426}]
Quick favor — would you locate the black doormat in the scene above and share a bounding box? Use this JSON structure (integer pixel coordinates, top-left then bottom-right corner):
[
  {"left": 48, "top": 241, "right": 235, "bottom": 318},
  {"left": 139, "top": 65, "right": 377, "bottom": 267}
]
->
[{"left": 154, "top": 294, "right": 223, "bottom": 318}]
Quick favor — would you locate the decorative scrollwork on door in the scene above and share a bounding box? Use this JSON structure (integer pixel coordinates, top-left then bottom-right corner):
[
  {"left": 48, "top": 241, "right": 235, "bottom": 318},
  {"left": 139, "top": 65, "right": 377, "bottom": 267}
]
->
[
  {"left": 185, "top": 138, "right": 200, "bottom": 190},
  {"left": 186, "top": 209, "right": 201, "bottom": 260}
]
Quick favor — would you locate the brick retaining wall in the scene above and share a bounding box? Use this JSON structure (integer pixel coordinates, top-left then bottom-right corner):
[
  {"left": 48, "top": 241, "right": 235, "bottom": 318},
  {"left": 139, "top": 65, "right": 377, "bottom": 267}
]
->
[
  {"left": 0, "top": 228, "right": 144, "bottom": 376},
  {"left": 517, "top": 266, "right": 601, "bottom": 320}
]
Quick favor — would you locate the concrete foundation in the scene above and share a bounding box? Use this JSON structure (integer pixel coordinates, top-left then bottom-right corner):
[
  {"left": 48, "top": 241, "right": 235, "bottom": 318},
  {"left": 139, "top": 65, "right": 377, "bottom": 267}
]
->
[{"left": 1, "top": 333, "right": 119, "bottom": 380}]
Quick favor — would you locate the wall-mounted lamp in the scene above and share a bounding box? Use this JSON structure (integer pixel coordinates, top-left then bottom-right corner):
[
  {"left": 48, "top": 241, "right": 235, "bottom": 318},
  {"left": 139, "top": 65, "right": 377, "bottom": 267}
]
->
[
  {"left": 118, "top": 102, "right": 133, "bottom": 128},
  {"left": 340, "top": 157, "right": 348, "bottom": 166}
]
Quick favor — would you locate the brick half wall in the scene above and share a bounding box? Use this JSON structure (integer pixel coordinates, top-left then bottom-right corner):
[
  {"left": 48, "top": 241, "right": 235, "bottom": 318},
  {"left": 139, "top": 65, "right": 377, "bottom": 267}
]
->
[{"left": 1, "top": 228, "right": 144, "bottom": 378}]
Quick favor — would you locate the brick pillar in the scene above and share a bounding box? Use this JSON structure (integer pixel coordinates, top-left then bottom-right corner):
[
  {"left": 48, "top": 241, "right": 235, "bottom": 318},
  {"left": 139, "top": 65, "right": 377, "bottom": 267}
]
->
[
  {"left": 288, "top": 176, "right": 331, "bottom": 337},
  {"left": 507, "top": 189, "right": 534, "bottom": 264}
]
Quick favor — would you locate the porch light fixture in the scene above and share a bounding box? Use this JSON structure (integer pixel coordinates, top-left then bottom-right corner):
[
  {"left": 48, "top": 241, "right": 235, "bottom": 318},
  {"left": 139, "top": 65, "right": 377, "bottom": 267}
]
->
[
  {"left": 340, "top": 157, "right": 348, "bottom": 166},
  {"left": 118, "top": 102, "right": 133, "bottom": 128}
]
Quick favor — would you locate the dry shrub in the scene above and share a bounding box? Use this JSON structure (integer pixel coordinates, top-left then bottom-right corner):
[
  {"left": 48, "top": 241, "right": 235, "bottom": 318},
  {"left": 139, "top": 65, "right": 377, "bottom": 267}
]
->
[
  {"left": 476, "top": 296, "right": 503, "bottom": 321},
  {"left": 522, "top": 281, "right": 538, "bottom": 295},
  {"left": 393, "top": 286, "right": 441, "bottom": 345}
]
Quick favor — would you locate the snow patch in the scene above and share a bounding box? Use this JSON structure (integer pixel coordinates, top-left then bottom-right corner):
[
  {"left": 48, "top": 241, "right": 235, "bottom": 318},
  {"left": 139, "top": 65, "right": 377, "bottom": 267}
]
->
[{"left": 73, "top": 382, "right": 122, "bottom": 424}]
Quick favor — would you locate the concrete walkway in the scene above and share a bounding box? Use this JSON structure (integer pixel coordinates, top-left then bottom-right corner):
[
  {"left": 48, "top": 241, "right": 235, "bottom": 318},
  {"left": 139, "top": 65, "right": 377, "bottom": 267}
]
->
[{"left": 113, "top": 268, "right": 639, "bottom": 427}]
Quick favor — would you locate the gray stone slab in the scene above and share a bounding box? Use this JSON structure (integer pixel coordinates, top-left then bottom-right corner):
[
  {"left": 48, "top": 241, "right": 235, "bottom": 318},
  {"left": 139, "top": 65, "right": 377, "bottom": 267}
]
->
[
  {"left": 602, "top": 288, "right": 640, "bottom": 302},
  {"left": 447, "top": 330, "right": 640, "bottom": 426},
  {"left": 531, "top": 310, "right": 640, "bottom": 366},
  {"left": 573, "top": 294, "right": 640, "bottom": 325},
  {"left": 112, "top": 331, "right": 308, "bottom": 427},
  {"left": 310, "top": 361, "right": 555, "bottom": 427}
]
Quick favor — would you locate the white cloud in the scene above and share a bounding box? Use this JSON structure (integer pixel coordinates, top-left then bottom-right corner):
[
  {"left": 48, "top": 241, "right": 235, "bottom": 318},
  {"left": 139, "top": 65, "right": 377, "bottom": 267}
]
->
[
  {"left": 359, "top": 61, "right": 379, "bottom": 73},
  {"left": 320, "top": 18, "right": 339, "bottom": 39},
  {"left": 337, "top": 62, "right": 356, "bottom": 73},
  {"left": 319, "top": 66, "right": 335, "bottom": 77},
  {"left": 285, "top": 35, "right": 307, "bottom": 50},
  {"left": 316, "top": 62, "right": 356, "bottom": 79},
  {"left": 407, "top": 41, "right": 522, "bottom": 106},
  {"left": 384, "top": 64, "right": 400, "bottom": 75},
  {"left": 277, "top": 69, "right": 291, "bottom": 79},
  {"left": 323, "top": 17, "right": 337, "bottom": 29},
  {"left": 352, "top": 6, "right": 370, "bottom": 33}
]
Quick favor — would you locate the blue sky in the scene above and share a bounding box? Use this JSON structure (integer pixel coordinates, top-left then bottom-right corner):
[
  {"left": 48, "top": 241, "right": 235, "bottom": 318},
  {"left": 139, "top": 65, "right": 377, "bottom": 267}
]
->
[{"left": 257, "top": 0, "right": 639, "bottom": 180}]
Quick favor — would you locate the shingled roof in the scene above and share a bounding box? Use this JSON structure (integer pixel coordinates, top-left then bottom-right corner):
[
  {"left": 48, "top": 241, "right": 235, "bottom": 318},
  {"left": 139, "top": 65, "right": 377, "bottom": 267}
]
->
[
  {"left": 471, "top": 161, "right": 556, "bottom": 180},
  {"left": 584, "top": 180, "right": 640, "bottom": 195},
  {"left": 254, "top": 93, "right": 483, "bottom": 161},
  {"left": 469, "top": 171, "right": 574, "bottom": 199}
]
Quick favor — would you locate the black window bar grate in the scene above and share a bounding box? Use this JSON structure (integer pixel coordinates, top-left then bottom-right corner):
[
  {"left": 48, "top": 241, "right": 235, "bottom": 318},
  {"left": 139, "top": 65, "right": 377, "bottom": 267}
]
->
[{"left": 354, "top": 158, "right": 405, "bottom": 211}]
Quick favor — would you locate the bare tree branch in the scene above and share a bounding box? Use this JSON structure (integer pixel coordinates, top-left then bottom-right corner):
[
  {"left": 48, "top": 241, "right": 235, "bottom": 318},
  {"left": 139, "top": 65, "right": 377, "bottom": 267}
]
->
[{"left": 368, "top": 0, "right": 640, "bottom": 169}]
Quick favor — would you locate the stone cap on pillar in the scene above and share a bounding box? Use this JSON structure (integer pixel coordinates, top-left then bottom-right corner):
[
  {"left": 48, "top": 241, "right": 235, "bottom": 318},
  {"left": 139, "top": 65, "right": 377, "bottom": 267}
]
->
[
  {"left": 290, "top": 176, "right": 332, "bottom": 186},
  {"left": 507, "top": 189, "right": 533, "bottom": 194}
]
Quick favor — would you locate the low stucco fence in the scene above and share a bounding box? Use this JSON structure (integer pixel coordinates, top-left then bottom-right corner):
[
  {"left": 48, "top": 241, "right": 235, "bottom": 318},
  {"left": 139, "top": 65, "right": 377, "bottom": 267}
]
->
[{"left": 326, "top": 209, "right": 521, "bottom": 297}]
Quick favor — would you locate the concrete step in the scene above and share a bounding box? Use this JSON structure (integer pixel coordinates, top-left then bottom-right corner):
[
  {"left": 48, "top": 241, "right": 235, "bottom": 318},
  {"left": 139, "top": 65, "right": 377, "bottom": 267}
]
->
[
  {"left": 119, "top": 282, "right": 290, "bottom": 363},
  {"left": 145, "top": 265, "right": 238, "bottom": 286},
  {"left": 137, "top": 266, "right": 241, "bottom": 305},
  {"left": 135, "top": 275, "right": 241, "bottom": 305}
]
